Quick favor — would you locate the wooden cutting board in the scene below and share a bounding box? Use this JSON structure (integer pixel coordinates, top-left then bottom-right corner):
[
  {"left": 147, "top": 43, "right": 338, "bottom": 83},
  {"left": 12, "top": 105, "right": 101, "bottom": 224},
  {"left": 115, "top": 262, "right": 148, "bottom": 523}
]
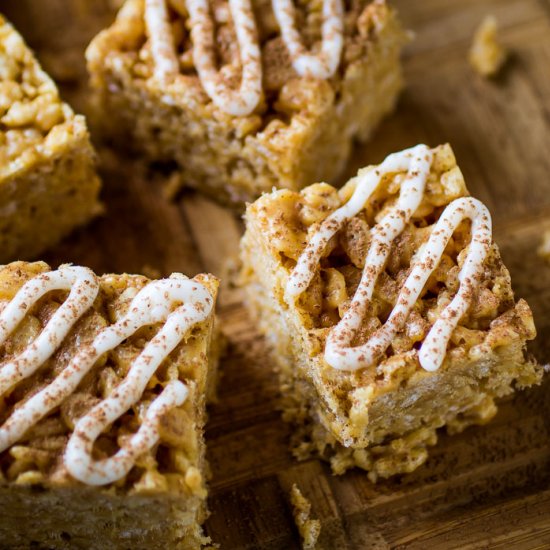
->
[{"left": 10, "top": 0, "right": 550, "bottom": 547}]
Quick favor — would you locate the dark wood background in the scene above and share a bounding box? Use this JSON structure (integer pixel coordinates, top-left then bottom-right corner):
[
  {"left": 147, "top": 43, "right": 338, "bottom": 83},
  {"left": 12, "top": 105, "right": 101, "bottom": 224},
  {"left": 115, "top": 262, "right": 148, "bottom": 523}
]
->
[{"left": 5, "top": 0, "right": 550, "bottom": 547}]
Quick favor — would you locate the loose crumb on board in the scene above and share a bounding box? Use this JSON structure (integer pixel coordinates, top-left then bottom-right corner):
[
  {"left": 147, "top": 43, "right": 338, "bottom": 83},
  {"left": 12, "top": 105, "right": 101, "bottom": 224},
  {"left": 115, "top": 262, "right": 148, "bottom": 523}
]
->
[
  {"left": 537, "top": 230, "right": 550, "bottom": 261},
  {"left": 290, "top": 484, "right": 321, "bottom": 550},
  {"left": 469, "top": 15, "right": 508, "bottom": 77}
]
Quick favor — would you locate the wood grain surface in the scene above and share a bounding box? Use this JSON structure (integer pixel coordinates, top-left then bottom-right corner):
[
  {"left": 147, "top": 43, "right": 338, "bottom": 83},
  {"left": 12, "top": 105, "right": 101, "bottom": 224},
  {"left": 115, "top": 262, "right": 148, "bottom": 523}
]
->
[{"left": 8, "top": 0, "right": 550, "bottom": 548}]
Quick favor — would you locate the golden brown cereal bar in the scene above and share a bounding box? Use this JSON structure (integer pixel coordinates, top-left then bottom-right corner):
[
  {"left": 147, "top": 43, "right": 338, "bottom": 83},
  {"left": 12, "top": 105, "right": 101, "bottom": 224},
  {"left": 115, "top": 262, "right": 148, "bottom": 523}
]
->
[
  {"left": 0, "top": 15, "right": 101, "bottom": 262},
  {"left": 241, "top": 144, "right": 542, "bottom": 480},
  {"left": 0, "top": 261, "right": 219, "bottom": 549},
  {"left": 87, "top": 0, "right": 407, "bottom": 207}
]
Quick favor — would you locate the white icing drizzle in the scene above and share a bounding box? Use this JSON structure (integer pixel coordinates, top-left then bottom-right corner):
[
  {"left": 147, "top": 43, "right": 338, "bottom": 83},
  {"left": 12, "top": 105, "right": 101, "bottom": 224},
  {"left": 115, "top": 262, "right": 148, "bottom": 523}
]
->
[
  {"left": 65, "top": 278, "right": 212, "bottom": 485},
  {"left": 0, "top": 269, "right": 214, "bottom": 486},
  {"left": 415, "top": 198, "right": 491, "bottom": 370},
  {"left": 272, "top": 0, "right": 344, "bottom": 79},
  {"left": 186, "top": 0, "right": 262, "bottom": 116},
  {"left": 145, "top": 0, "right": 180, "bottom": 80},
  {"left": 0, "top": 266, "right": 99, "bottom": 401},
  {"left": 286, "top": 146, "right": 493, "bottom": 373},
  {"left": 144, "top": 0, "right": 344, "bottom": 115},
  {"left": 286, "top": 145, "right": 432, "bottom": 299}
]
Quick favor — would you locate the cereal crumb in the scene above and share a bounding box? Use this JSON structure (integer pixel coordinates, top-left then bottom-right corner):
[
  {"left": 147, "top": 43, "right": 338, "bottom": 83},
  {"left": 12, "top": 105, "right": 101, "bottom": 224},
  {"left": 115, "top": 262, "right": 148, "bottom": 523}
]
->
[
  {"left": 538, "top": 230, "right": 550, "bottom": 261},
  {"left": 185, "top": 466, "right": 207, "bottom": 498},
  {"left": 469, "top": 16, "right": 508, "bottom": 77},
  {"left": 290, "top": 484, "right": 321, "bottom": 550}
]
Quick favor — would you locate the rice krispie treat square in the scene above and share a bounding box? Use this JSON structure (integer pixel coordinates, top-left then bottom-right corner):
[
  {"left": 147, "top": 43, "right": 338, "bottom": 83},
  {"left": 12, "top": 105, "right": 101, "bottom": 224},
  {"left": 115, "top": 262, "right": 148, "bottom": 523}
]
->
[
  {"left": 0, "top": 15, "right": 101, "bottom": 262},
  {"left": 87, "top": 0, "right": 407, "bottom": 206},
  {"left": 241, "top": 143, "right": 542, "bottom": 480},
  {"left": 0, "top": 261, "right": 219, "bottom": 549}
]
